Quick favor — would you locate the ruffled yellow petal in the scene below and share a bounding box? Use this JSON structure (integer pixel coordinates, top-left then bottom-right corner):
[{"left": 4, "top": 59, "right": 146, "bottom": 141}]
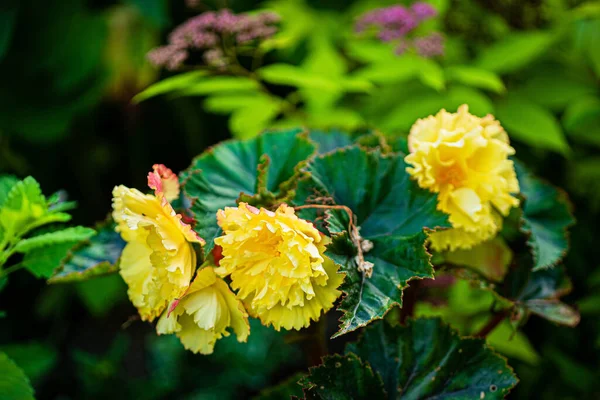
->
[
  {"left": 156, "top": 267, "right": 250, "bottom": 354},
  {"left": 112, "top": 166, "right": 203, "bottom": 321},
  {"left": 405, "top": 105, "right": 519, "bottom": 251},
  {"left": 215, "top": 203, "right": 344, "bottom": 331}
]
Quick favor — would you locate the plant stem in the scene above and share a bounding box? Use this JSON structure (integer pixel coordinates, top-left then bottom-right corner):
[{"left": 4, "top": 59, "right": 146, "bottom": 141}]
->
[
  {"left": 0, "top": 262, "right": 25, "bottom": 280},
  {"left": 475, "top": 310, "right": 510, "bottom": 338}
]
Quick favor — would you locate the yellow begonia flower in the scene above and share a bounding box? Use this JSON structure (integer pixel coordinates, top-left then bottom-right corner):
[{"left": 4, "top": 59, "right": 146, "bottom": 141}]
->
[
  {"left": 112, "top": 164, "right": 204, "bottom": 321},
  {"left": 214, "top": 203, "right": 344, "bottom": 331},
  {"left": 405, "top": 105, "right": 520, "bottom": 251},
  {"left": 156, "top": 266, "right": 250, "bottom": 354}
]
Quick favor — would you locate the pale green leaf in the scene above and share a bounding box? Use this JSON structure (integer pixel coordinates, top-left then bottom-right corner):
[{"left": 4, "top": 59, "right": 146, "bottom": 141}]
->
[
  {"left": 177, "top": 76, "right": 260, "bottom": 96},
  {"left": 13, "top": 226, "right": 95, "bottom": 254},
  {"left": 418, "top": 59, "right": 445, "bottom": 91},
  {"left": 204, "top": 92, "right": 273, "bottom": 115},
  {"left": 258, "top": 63, "right": 339, "bottom": 91},
  {"left": 132, "top": 70, "right": 208, "bottom": 103},
  {"left": 496, "top": 97, "right": 570, "bottom": 154},
  {"left": 0, "top": 176, "right": 48, "bottom": 239},
  {"left": 476, "top": 31, "right": 554, "bottom": 74},
  {"left": 228, "top": 97, "right": 281, "bottom": 139},
  {"left": 446, "top": 65, "right": 505, "bottom": 93}
]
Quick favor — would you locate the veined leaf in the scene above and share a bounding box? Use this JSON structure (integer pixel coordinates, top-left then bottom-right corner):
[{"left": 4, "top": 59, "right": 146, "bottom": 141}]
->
[
  {"left": 48, "top": 222, "right": 125, "bottom": 284},
  {"left": 500, "top": 262, "right": 579, "bottom": 327},
  {"left": 299, "top": 353, "right": 386, "bottom": 400},
  {"left": 0, "top": 352, "right": 35, "bottom": 400},
  {"left": 132, "top": 70, "right": 208, "bottom": 103},
  {"left": 182, "top": 129, "right": 316, "bottom": 253},
  {"left": 294, "top": 146, "right": 450, "bottom": 336},
  {"left": 346, "top": 319, "right": 518, "bottom": 399},
  {"left": 23, "top": 241, "right": 83, "bottom": 278},
  {"left": 308, "top": 129, "right": 391, "bottom": 155},
  {"left": 0, "top": 176, "right": 47, "bottom": 239},
  {"left": 515, "top": 160, "right": 574, "bottom": 270},
  {"left": 13, "top": 226, "right": 95, "bottom": 254}
]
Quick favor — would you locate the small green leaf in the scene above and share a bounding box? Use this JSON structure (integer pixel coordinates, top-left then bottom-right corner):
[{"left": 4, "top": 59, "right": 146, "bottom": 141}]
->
[
  {"left": 294, "top": 146, "right": 450, "bottom": 336},
  {"left": 258, "top": 63, "right": 339, "bottom": 91},
  {"left": 0, "top": 343, "right": 58, "bottom": 382},
  {"left": 0, "top": 174, "right": 18, "bottom": 207},
  {"left": 48, "top": 222, "right": 125, "bottom": 284},
  {"left": 299, "top": 354, "right": 386, "bottom": 400},
  {"left": 476, "top": 31, "right": 554, "bottom": 74},
  {"left": 446, "top": 65, "right": 505, "bottom": 93},
  {"left": 441, "top": 237, "right": 512, "bottom": 282},
  {"left": 496, "top": 97, "right": 570, "bottom": 154},
  {"left": 182, "top": 129, "right": 316, "bottom": 253},
  {"left": 346, "top": 319, "right": 518, "bottom": 399},
  {"left": 132, "top": 70, "right": 208, "bottom": 103},
  {"left": 177, "top": 76, "right": 260, "bottom": 96},
  {"left": 418, "top": 59, "right": 445, "bottom": 91},
  {"left": 515, "top": 160, "right": 574, "bottom": 270},
  {"left": 0, "top": 176, "right": 47, "bottom": 238},
  {"left": 0, "top": 352, "right": 35, "bottom": 400},
  {"left": 13, "top": 226, "right": 95, "bottom": 254}
]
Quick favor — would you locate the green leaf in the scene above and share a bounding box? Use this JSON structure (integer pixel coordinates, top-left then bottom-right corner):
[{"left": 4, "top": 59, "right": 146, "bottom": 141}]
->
[
  {"left": 228, "top": 96, "right": 281, "bottom": 139},
  {"left": 48, "top": 222, "right": 125, "bottom": 283},
  {"left": 0, "top": 343, "right": 58, "bottom": 382},
  {"left": 346, "top": 319, "right": 518, "bottom": 399},
  {"left": 0, "top": 174, "right": 18, "bottom": 207},
  {"left": 496, "top": 97, "right": 570, "bottom": 154},
  {"left": 476, "top": 31, "right": 554, "bottom": 74},
  {"left": 258, "top": 63, "right": 339, "bottom": 91},
  {"left": 75, "top": 274, "right": 126, "bottom": 316},
  {"left": 253, "top": 373, "right": 305, "bottom": 400},
  {"left": 13, "top": 226, "right": 95, "bottom": 253},
  {"left": 515, "top": 160, "right": 574, "bottom": 270},
  {"left": 0, "top": 0, "right": 18, "bottom": 60},
  {"left": 0, "top": 176, "right": 47, "bottom": 239},
  {"left": 0, "top": 352, "right": 35, "bottom": 400},
  {"left": 182, "top": 129, "right": 316, "bottom": 253},
  {"left": 440, "top": 237, "right": 512, "bottom": 282},
  {"left": 23, "top": 241, "right": 82, "bottom": 278},
  {"left": 418, "top": 59, "right": 445, "bottom": 91},
  {"left": 46, "top": 190, "right": 77, "bottom": 213},
  {"left": 517, "top": 70, "right": 595, "bottom": 112},
  {"left": 308, "top": 129, "right": 391, "bottom": 155},
  {"left": 132, "top": 70, "right": 208, "bottom": 103},
  {"left": 204, "top": 92, "right": 273, "bottom": 115},
  {"left": 177, "top": 76, "right": 260, "bottom": 96},
  {"left": 299, "top": 353, "right": 386, "bottom": 400},
  {"left": 562, "top": 96, "right": 600, "bottom": 148},
  {"left": 294, "top": 146, "right": 450, "bottom": 336},
  {"left": 446, "top": 65, "right": 505, "bottom": 93},
  {"left": 352, "top": 55, "right": 421, "bottom": 84},
  {"left": 501, "top": 264, "right": 579, "bottom": 327}
]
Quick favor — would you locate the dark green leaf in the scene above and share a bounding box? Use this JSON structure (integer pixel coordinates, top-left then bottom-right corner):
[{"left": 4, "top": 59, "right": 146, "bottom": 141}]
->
[
  {"left": 48, "top": 221, "right": 125, "bottom": 283},
  {"left": 0, "top": 352, "right": 35, "bottom": 400},
  {"left": 294, "top": 146, "right": 450, "bottom": 336},
  {"left": 0, "top": 343, "right": 57, "bottom": 382},
  {"left": 0, "top": 0, "right": 18, "bottom": 60},
  {"left": 308, "top": 129, "right": 391, "bottom": 155},
  {"left": 253, "top": 373, "right": 305, "bottom": 400},
  {"left": 0, "top": 174, "right": 18, "bottom": 207},
  {"left": 346, "top": 319, "right": 518, "bottom": 399},
  {"left": 182, "top": 129, "right": 316, "bottom": 252},
  {"left": 515, "top": 160, "right": 574, "bottom": 270},
  {"left": 23, "top": 241, "right": 82, "bottom": 278},
  {"left": 299, "top": 353, "right": 386, "bottom": 400}
]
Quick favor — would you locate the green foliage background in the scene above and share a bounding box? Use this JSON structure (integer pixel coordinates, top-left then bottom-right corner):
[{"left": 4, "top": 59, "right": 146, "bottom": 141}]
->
[{"left": 1, "top": 0, "right": 599, "bottom": 399}]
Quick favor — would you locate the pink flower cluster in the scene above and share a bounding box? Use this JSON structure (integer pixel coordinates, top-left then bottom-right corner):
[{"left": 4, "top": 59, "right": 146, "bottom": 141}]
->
[
  {"left": 148, "top": 9, "right": 280, "bottom": 70},
  {"left": 355, "top": 2, "right": 443, "bottom": 58}
]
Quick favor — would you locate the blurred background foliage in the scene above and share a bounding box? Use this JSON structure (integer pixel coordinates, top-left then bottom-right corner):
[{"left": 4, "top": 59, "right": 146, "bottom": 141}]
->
[{"left": 0, "top": 0, "right": 599, "bottom": 399}]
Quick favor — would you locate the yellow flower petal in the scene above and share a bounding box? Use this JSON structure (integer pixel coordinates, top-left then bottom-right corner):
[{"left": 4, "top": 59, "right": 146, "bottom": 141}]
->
[
  {"left": 215, "top": 203, "right": 344, "bottom": 331},
  {"left": 157, "top": 267, "right": 250, "bottom": 354},
  {"left": 405, "top": 105, "right": 520, "bottom": 251}
]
